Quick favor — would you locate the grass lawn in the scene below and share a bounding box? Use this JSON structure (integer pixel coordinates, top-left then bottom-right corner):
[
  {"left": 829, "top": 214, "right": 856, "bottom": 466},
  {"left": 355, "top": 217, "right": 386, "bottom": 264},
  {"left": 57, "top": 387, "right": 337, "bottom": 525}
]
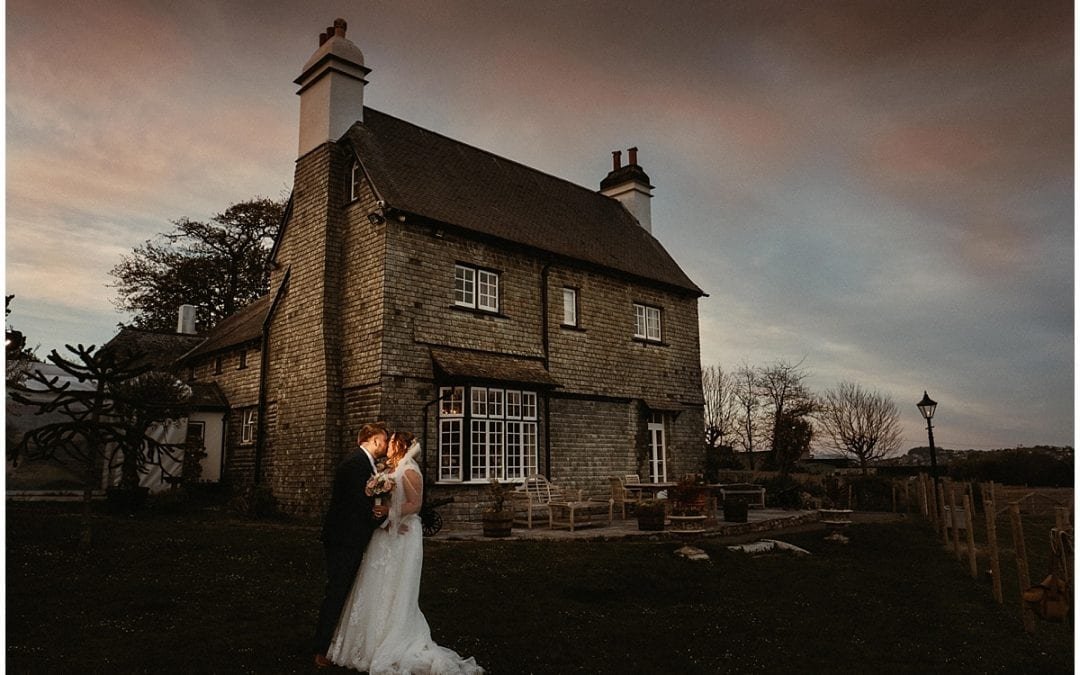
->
[{"left": 6, "top": 502, "right": 1072, "bottom": 673}]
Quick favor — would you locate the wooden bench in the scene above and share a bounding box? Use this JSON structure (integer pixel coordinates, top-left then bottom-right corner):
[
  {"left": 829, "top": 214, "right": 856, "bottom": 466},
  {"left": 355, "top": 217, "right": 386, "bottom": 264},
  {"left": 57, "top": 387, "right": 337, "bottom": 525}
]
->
[
  {"left": 717, "top": 483, "right": 767, "bottom": 509},
  {"left": 512, "top": 475, "right": 561, "bottom": 529}
]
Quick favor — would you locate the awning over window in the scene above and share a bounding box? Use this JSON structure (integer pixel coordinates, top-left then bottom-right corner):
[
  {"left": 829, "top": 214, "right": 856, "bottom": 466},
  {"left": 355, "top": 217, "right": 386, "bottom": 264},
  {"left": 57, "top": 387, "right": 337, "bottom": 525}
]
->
[
  {"left": 430, "top": 348, "right": 559, "bottom": 388},
  {"left": 642, "top": 398, "right": 702, "bottom": 412}
]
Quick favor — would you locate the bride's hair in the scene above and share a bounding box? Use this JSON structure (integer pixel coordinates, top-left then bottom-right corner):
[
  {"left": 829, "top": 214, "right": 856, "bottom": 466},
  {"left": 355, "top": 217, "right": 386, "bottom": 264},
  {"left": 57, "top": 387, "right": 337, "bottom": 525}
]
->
[{"left": 387, "top": 431, "right": 417, "bottom": 468}]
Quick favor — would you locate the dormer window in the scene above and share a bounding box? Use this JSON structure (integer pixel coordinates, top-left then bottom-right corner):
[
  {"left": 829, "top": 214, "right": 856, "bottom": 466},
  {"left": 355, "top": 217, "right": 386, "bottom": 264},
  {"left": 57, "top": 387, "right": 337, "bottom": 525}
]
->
[
  {"left": 634, "top": 303, "right": 662, "bottom": 342},
  {"left": 454, "top": 264, "right": 499, "bottom": 313},
  {"left": 350, "top": 161, "right": 362, "bottom": 201}
]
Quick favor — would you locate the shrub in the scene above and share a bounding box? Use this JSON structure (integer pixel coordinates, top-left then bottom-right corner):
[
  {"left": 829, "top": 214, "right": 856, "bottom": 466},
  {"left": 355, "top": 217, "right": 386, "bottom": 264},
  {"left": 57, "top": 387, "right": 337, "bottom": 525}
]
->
[
  {"left": 846, "top": 474, "right": 896, "bottom": 511},
  {"left": 947, "top": 448, "right": 1073, "bottom": 487}
]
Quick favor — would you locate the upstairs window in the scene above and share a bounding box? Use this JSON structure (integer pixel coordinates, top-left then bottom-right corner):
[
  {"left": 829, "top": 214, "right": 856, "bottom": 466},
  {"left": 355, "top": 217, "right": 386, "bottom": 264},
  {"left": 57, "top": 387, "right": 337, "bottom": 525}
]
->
[
  {"left": 562, "top": 288, "right": 578, "bottom": 327},
  {"left": 454, "top": 264, "right": 499, "bottom": 312},
  {"left": 634, "top": 303, "right": 662, "bottom": 342},
  {"left": 240, "top": 408, "right": 258, "bottom": 445},
  {"left": 350, "top": 161, "right": 362, "bottom": 201}
]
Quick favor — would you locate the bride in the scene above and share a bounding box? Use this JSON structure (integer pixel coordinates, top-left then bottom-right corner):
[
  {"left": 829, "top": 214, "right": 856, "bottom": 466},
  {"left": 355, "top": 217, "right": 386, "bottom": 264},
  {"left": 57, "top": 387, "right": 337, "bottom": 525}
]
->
[{"left": 327, "top": 431, "right": 483, "bottom": 674}]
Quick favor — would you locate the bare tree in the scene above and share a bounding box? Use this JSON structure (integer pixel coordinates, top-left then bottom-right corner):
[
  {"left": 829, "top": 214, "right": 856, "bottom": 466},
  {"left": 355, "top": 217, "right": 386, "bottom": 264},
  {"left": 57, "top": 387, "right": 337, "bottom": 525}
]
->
[
  {"left": 733, "top": 363, "right": 763, "bottom": 468},
  {"left": 757, "top": 358, "right": 815, "bottom": 460},
  {"left": 702, "top": 365, "right": 739, "bottom": 448},
  {"left": 817, "top": 381, "right": 902, "bottom": 473}
]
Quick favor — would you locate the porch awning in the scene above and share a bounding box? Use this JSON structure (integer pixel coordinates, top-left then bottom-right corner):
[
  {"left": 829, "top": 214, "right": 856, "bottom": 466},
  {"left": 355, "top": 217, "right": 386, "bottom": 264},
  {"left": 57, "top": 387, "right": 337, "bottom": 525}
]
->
[
  {"left": 189, "top": 382, "right": 229, "bottom": 411},
  {"left": 430, "top": 348, "right": 559, "bottom": 388}
]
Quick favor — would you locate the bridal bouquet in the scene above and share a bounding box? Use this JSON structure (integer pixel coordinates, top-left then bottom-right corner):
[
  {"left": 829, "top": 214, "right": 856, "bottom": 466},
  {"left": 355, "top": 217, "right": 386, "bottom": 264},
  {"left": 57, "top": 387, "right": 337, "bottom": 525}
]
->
[{"left": 366, "top": 471, "right": 395, "bottom": 506}]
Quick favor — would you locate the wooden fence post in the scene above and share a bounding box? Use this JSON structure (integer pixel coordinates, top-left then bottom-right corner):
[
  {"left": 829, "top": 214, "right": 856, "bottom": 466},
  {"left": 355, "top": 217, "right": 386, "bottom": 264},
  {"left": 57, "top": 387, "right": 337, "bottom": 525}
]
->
[
  {"left": 1008, "top": 502, "right": 1036, "bottom": 634},
  {"left": 950, "top": 482, "right": 962, "bottom": 560},
  {"left": 985, "top": 498, "right": 1003, "bottom": 604},
  {"left": 1055, "top": 506, "right": 1068, "bottom": 532},
  {"left": 963, "top": 494, "right": 977, "bottom": 578},
  {"left": 937, "top": 480, "right": 949, "bottom": 544}
]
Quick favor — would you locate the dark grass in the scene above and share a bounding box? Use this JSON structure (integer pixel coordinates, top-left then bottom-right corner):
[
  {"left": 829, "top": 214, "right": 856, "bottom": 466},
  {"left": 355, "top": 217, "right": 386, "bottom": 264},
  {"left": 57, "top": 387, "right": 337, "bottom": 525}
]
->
[{"left": 6, "top": 503, "right": 1072, "bottom": 674}]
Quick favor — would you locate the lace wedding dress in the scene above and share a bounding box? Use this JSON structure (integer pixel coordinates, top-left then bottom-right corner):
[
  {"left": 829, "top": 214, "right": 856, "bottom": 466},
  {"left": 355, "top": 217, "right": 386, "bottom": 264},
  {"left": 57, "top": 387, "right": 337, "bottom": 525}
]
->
[{"left": 327, "top": 442, "right": 483, "bottom": 674}]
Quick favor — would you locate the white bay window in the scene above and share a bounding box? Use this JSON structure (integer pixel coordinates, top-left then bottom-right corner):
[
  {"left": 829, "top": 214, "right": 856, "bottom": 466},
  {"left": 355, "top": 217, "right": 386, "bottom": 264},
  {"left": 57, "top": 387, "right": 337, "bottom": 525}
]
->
[{"left": 439, "top": 385, "right": 538, "bottom": 482}]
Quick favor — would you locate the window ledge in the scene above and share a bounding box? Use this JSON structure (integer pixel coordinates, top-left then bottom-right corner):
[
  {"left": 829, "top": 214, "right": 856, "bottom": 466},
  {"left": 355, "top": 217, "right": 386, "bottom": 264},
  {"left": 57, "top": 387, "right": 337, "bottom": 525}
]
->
[
  {"left": 560, "top": 324, "right": 586, "bottom": 332},
  {"left": 449, "top": 304, "right": 508, "bottom": 319},
  {"left": 632, "top": 337, "right": 668, "bottom": 347}
]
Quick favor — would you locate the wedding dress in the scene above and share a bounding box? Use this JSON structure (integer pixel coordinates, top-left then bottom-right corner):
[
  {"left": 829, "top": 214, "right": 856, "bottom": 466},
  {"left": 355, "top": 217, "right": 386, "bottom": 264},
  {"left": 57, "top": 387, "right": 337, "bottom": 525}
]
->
[{"left": 327, "top": 442, "right": 483, "bottom": 674}]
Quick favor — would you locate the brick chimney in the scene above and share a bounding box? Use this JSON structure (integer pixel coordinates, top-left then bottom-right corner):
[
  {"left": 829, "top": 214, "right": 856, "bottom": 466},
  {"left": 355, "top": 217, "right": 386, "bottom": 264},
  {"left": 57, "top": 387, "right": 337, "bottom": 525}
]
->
[
  {"left": 294, "top": 18, "right": 370, "bottom": 157},
  {"left": 600, "top": 146, "right": 653, "bottom": 233}
]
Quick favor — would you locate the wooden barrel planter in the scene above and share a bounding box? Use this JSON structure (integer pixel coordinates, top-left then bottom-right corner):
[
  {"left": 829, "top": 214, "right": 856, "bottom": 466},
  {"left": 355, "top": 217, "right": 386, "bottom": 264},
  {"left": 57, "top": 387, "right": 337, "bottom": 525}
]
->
[
  {"left": 481, "top": 510, "right": 513, "bottom": 537},
  {"left": 636, "top": 501, "right": 667, "bottom": 531}
]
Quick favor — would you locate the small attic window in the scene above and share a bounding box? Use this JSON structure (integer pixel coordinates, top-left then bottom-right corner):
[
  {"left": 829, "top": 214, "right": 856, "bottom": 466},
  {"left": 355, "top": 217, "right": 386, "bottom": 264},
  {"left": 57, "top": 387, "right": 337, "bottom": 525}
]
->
[{"left": 350, "top": 161, "right": 361, "bottom": 202}]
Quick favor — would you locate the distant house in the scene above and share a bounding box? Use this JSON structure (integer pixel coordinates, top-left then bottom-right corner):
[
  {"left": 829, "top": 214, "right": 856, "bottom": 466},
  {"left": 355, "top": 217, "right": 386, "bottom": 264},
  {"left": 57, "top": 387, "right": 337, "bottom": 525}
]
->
[{"left": 174, "top": 19, "right": 707, "bottom": 522}]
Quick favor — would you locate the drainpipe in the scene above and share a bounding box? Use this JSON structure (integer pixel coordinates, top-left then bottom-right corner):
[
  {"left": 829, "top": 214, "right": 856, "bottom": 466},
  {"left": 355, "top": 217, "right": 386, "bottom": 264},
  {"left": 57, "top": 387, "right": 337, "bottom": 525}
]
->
[
  {"left": 540, "top": 261, "right": 552, "bottom": 478},
  {"left": 254, "top": 269, "right": 291, "bottom": 485}
]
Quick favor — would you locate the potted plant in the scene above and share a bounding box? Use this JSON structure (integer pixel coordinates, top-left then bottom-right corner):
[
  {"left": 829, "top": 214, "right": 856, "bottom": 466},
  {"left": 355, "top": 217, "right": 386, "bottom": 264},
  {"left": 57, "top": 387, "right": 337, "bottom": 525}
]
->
[
  {"left": 636, "top": 499, "right": 667, "bottom": 531},
  {"left": 481, "top": 479, "right": 513, "bottom": 537},
  {"left": 723, "top": 497, "right": 748, "bottom": 523},
  {"left": 671, "top": 475, "right": 709, "bottom": 515}
]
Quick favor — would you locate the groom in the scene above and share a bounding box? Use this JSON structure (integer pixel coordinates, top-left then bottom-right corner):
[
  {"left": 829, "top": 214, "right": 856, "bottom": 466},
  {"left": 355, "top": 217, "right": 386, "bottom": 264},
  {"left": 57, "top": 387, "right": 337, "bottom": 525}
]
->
[{"left": 313, "top": 422, "right": 390, "bottom": 668}]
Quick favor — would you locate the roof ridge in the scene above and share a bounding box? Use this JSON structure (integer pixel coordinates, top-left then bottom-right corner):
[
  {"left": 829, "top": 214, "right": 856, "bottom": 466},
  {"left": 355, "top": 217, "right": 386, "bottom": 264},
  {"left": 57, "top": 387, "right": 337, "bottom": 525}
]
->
[{"left": 362, "top": 107, "right": 617, "bottom": 206}]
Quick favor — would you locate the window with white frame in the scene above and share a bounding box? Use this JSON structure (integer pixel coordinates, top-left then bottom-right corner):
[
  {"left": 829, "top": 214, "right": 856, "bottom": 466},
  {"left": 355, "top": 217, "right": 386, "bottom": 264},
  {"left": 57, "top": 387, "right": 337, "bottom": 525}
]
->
[
  {"left": 350, "top": 161, "right": 362, "bottom": 201},
  {"left": 647, "top": 412, "right": 667, "bottom": 482},
  {"left": 454, "top": 264, "right": 499, "bottom": 312},
  {"left": 634, "top": 303, "right": 662, "bottom": 342},
  {"left": 438, "top": 385, "right": 538, "bottom": 482},
  {"left": 240, "top": 408, "right": 258, "bottom": 445},
  {"left": 562, "top": 287, "right": 578, "bottom": 327}
]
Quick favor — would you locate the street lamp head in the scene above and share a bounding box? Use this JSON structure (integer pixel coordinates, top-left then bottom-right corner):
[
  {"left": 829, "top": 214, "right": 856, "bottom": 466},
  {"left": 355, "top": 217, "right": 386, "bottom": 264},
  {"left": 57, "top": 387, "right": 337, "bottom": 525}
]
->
[{"left": 917, "top": 391, "right": 938, "bottom": 421}]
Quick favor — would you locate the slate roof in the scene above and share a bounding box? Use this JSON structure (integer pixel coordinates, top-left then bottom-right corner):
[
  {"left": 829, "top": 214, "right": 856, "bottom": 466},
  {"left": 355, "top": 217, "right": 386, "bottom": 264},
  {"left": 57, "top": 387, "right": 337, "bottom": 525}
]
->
[
  {"left": 344, "top": 109, "right": 703, "bottom": 296},
  {"left": 180, "top": 295, "right": 271, "bottom": 362},
  {"left": 101, "top": 328, "right": 205, "bottom": 370},
  {"left": 189, "top": 382, "right": 229, "bottom": 410},
  {"left": 430, "top": 347, "right": 558, "bottom": 388}
]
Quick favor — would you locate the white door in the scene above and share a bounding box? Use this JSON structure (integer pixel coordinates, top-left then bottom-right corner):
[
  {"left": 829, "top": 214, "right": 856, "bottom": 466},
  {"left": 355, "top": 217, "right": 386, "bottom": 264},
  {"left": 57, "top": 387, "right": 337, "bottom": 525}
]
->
[{"left": 648, "top": 413, "right": 667, "bottom": 483}]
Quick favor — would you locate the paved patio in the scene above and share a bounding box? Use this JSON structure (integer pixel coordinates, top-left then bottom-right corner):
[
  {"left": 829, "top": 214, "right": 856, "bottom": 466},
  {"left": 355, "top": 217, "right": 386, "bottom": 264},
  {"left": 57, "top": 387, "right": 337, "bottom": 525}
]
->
[{"left": 429, "top": 508, "right": 849, "bottom": 542}]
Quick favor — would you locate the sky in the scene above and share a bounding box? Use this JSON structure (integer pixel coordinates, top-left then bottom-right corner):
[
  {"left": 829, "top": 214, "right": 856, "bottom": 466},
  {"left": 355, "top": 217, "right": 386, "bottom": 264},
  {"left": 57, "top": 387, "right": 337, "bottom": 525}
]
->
[{"left": 5, "top": 0, "right": 1074, "bottom": 452}]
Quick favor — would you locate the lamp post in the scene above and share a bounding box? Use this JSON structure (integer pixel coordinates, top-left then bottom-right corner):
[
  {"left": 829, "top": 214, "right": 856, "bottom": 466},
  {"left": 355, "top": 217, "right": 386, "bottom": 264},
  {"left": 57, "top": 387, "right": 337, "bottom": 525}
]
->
[{"left": 916, "top": 391, "right": 939, "bottom": 490}]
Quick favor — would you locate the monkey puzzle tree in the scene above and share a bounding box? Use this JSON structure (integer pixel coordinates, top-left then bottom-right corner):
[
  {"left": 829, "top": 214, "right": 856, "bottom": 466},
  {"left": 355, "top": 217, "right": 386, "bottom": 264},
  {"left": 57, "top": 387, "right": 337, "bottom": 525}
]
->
[{"left": 9, "top": 344, "right": 192, "bottom": 547}]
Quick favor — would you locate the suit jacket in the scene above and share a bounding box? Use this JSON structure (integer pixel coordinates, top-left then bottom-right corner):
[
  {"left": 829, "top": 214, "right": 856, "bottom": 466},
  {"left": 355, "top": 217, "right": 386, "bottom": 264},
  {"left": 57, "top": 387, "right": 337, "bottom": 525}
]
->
[{"left": 320, "top": 449, "right": 379, "bottom": 549}]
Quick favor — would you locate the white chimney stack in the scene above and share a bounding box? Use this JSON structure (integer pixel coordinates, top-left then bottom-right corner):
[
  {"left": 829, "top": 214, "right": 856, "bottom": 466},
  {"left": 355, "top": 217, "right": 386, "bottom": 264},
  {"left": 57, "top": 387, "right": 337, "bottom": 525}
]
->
[
  {"left": 600, "top": 146, "right": 653, "bottom": 233},
  {"left": 294, "top": 18, "right": 371, "bottom": 157},
  {"left": 177, "top": 305, "right": 197, "bottom": 335}
]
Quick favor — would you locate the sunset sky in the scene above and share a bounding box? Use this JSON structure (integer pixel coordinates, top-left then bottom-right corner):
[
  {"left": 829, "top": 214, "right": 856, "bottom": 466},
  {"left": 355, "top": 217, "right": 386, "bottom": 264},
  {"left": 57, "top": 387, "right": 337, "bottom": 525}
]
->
[{"left": 6, "top": 0, "right": 1074, "bottom": 451}]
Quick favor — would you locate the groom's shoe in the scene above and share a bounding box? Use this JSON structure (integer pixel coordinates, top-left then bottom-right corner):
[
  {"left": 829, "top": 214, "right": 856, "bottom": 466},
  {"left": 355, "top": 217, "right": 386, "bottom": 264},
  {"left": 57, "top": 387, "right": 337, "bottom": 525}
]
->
[{"left": 313, "top": 654, "right": 332, "bottom": 669}]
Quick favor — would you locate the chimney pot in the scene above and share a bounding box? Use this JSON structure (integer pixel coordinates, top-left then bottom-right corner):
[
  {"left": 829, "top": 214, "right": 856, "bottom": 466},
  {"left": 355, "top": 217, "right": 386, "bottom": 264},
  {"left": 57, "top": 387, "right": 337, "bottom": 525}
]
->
[
  {"left": 334, "top": 18, "right": 347, "bottom": 37},
  {"left": 177, "top": 305, "right": 197, "bottom": 335},
  {"left": 628, "top": 147, "right": 638, "bottom": 166},
  {"left": 319, "top": 32, "right": 328, "bottom": 46},
  {"left": 612, "top": 150, "right": 622, "bottom": 171}
]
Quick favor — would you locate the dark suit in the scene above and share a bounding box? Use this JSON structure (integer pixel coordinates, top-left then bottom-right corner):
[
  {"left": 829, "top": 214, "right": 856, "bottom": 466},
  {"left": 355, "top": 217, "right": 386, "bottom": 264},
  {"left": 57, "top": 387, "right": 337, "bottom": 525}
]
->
[{"left": 313, "top": 448, "right": 381, "bottom": 655}]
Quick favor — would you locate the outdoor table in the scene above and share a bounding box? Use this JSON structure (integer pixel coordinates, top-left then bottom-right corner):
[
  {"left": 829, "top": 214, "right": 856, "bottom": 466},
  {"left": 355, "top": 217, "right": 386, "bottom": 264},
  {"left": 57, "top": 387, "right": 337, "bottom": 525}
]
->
[{"left": 624, "top": 482, "right": 677, "bottom": 500}]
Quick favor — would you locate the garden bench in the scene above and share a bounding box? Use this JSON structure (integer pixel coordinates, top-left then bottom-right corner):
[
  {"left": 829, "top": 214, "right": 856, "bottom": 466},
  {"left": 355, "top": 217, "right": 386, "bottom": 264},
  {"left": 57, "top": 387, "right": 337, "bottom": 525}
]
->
[
  {"left": 511, "top": 474, "right": 565, "bottom": 529},
  {"left": 716, "top": 483, "right": 767, "bottom": 509}
]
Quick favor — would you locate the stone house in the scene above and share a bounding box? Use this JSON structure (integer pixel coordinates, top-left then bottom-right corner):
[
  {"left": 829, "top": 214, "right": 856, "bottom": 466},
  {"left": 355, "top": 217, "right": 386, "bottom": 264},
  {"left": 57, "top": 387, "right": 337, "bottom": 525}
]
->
[{"left": 179, "top": 19, "right": 707, "bottom": 522}]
